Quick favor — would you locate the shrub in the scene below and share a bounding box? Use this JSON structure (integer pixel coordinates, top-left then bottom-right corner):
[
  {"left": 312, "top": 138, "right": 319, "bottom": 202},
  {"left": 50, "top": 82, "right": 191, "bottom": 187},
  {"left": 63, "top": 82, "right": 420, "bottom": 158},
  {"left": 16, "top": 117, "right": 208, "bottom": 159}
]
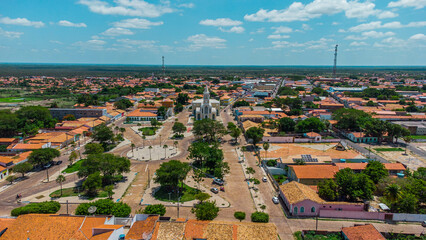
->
[
  {"left": 11, "top": 201, "right": 60, "bottom": 216},
  {"left": 143, "top": 204, "right": 166, "bottom": 216},
  {"left": 251, "top": 211, "right": 269, "bottom": 223},
  {"left": 191, "top": 201, "right": 219, "bottom": 220},
  {"left": 234, "top": 211, "right": 246, "bottom": 222},
  {"left": 266, "top": 160, "right": 277, "bottom": 167},
  {"left": 249, "top": 178, "right": 260, "bottom": 185},
  {"left": 75, "top": 199, "right": 131, "bottom": 217}
]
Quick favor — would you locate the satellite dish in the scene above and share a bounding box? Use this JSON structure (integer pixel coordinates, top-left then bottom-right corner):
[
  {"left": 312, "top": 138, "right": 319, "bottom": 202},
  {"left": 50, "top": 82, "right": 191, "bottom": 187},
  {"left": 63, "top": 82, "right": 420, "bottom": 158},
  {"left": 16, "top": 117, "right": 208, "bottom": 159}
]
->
[{"left": 88, "top": 206, "right": 97, "bottom": 214}]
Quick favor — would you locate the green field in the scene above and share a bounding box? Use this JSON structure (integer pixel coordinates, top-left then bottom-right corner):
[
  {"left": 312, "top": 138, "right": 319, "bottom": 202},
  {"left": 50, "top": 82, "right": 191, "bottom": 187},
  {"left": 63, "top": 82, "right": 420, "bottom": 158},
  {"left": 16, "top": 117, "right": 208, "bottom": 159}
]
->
[
  {"left": 49, "top": 187, "right": 108, "bottom": 200},
  {"left": 374, "top": 148, "right": 404, "bottom": 152},
  {"left": 410, "top": 135, "right": 426, "bottom": 140},
  {"left": 154, "top": 184, "right": 200, "bottom": 202},
  {"left": 0, "top": 97, "right": 40, "bottom": 103},
  {"left": 62, "top": 160, "right": 82, "bottom": 173}
]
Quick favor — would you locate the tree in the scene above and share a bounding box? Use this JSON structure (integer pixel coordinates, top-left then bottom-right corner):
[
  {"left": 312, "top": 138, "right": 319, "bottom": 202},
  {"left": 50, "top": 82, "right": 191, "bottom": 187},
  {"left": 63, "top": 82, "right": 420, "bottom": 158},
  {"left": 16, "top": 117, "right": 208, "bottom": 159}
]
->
[
  {"left": 130, "top": 143, "right": 135, "bottom": 154},
  {"left": 278, "top": 117, "right": 295, "bottom": 133},
  {"left": 0, "top": 110, "right": 19, "bottom": 137},
  {"left": 6, "top": 175, "right": 16, "bottom": 184},
  {"left": 92, "top": 124, "right": 115, "bottom": 149},
  {"left": 245, "top": 127, "right": 265, "bottom": 152},
  {"left": 28, "top": 148, "right": 60, "bottom": 182},
  {"left": 233, "top": 100, "right": 250, "bottom": 108},
  {"left": 176, "top": 93, "right": 189, "bottom": 105},
  {"left": 187, "top": 142, "right": 225, "bottom": 177},
  {"left": 385, "top": 184, "right": 401, "bottom": 208},
  {"left": 13, "top": 162, "right": 32, "bottom": 178},
  {"left": 143, "top": 204, "right": 166, "bottom": 216},
  {"left": 295, "top": 117, "right": 326, "bottom": 133},
  {"left": 154, "top": 160, "right": 191, "bottom": 192},
  {"left": 114, "top": 99, "right": 133, "bottom": 110},
  {"left": 251, "top": 211, "right": 269, "bottom": 223},
  {"left": 364, "top": 119, "right": 387, "bottom": 143},
  {"left": 230, "top": 127, "right": 241, "bottom": 144},
  {"left": 234, "top": 211, "right": 246, "bottom": 222},
  {"left": 69, "top": 150, "right": 78, "bottom": 165},
  {"left": 263, "top": 142, "right": 270, "bottom": 160},
  {"left": 163, "top": 144, "right": 168, "bottom": 158},
  {"left": 157, "top": 106, "right": 167, "bottom": 119},
  {"left": 84, "top": 143, "right": 104, "bottom": 154},
  {"left": 318, "top": 179, "right": 338, "bottom": 201},
  {"left": 75, "top": 199, "right": 131, "bottom": 217},
  {"left": 172, "top": 122, "right": 187, "bottom": 135},
  {"left": 78, "top": 153, "right": 131, "bottom": 184},
  {"left": 364, "top": 161, "right": 389, "bottom": 184},
  {"left": 402, "top": 135, "right": 412, "bottom": 155},
  {"left": 83, "top": 172, "right": 102, "bottom": 195},
  {"left": 195, "top": 192, "right": 210, "bottom": 203},
  {"left": 193, "top": 118, "right": 226, "bottom": 142},
  {"left": 63, "top": 114, "right": 76, "bottom": 121},
  {"left": 192, "top": 168, "right": 204, "bottom": 190},
  {"left": 105, "top": 185, "right": 114, "bottom": 199},
  {"left": 16, "top": 106, "right": 56, "bottom": 136},
  {"left": 333, "top": 108, "right": 372, "bottom": 131},
  {"left": 334, "top": 168, "right": 375, "bottom": 202},
  {"left": 149, "top": 146, "right": 153, "bottom": 160},
  {"left": 56, "top": 175, "right": 66, "bottom": 196},
  {"left": 150, "top": 118, "right": 160, "bottom": 128},
  {"left": 191, "top": 201, "right": 219, "bottom": 220},
  {"left": 397, "top": 192, "right": 418, "bottom": 213}
]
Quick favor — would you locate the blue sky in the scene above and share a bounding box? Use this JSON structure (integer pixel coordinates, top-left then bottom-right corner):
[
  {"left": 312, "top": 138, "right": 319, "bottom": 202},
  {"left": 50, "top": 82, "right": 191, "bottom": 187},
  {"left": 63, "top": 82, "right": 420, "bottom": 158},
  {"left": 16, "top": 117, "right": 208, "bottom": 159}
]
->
[{"left": 0, "top": 0, "right": 425, "bottom": 65}]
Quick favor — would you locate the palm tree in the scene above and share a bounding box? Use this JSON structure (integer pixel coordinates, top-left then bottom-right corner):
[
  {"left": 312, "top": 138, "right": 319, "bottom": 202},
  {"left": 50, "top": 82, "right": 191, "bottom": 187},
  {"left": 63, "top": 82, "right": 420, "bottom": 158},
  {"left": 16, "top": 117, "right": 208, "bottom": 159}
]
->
[
  {"left": 163, "top": 145, "right": 168, "bottom": 158},
  {"left": 131, "top": 143, "right": 135, "bottom": 156},
  {"left": 174, "top": 141, "right": 178, "bottom": 153},
  {"left": 149, "top": 146, "right": 153, "bottom": 160},
  {"left": 56, "top": 175, "right": 66, "bottom": 196},
  {"left": 263, "top": 142, "right": 270, "bottom": 160},
  {"left": 402, "top": 135, "right": 412, "bottom": 155},
  {"left": 385, "top": 184, "right": 401, "bottom": 211},
  {"left": 142, "top": 135, "right": 146, "bottom": 148}
]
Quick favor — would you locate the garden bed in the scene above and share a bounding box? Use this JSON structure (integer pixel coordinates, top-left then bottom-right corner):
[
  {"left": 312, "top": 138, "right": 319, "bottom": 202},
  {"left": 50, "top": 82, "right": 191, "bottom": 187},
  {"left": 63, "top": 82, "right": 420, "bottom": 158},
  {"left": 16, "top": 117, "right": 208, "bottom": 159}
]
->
[
  {"left": 62, "top": 160, "right": 83, "bottom": 173},
  {"left": 139, "top": 127, "right": 157, "bottom": 136},
  {"left": 154, "top": 184, "right": 200, "bottom": 202}
]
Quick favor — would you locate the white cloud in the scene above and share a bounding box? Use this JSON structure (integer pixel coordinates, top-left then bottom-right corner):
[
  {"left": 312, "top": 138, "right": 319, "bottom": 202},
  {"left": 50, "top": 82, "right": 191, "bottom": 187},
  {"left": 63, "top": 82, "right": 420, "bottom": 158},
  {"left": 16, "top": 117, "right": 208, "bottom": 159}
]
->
[
  {"left": 388, "top": 0, "right": 426, "bottom": 9},
  {"left": 113, "top": 18, "right": 163, "bottom": 29},
  {"left": 116, "top": 38, "right": 156, "bottom": 48},
  {"left": 249, "top": 38, "right": 254, "bottom": 42},
  {"left": 377, "top": 11, "right": 398, "bottom": 19},
  {"left": 78, "top": 0, "right": 173, "bottom": 17},
  {"left": 73, "top": 39, "right": 106, "bottom": 50},
  {"left": 0, "top": 27, "right": 23, "bottom": 38},
  {"left": 302, "top": 24, "right": 312, "bottom": 30},
  {"left": 350, "top": 41, "right": 368, "bottom": 46},
  {"left": 244, "top": 0, "right": 397, "bottom": 22},
  {"left": 332, "top": 22, "right": 339, "bottom": 25},
  {"left": 349, "top": 21, "right": 426, "bottom": 32},
  {"left": 0, "top": 17, "right": 44, "bottom": 28},
  {"left": 267, "top": 37, "right": 333, "bottom": 50},
  {"left": 409, "top": 33, "right": 426, "bottom": 41},
  {"left": 267, "top": 34, "right": 290, "bottom": 39},
  {"left": 345, "top": 31, "right": 395, "bottom": 40},
  {"left": 102, "top": 27, "right": 134, "bottom": 36},
  {"left": 178, "top": 3, "right": 194, "bottom": 8},
  {"left": 219, "top": 26, "right": 245, "bottom": 33},
  {"left": 58, "top": 20, "right": 87, "bottom": 27},
  {"left": 199, "top": 18, "right": 242, "bottom": 27},
  {"left": 250, "top": 28, "right": 265, "bottom": 34},
  {"left": 272, "top": 26, "right": 293, "bottom": 33},
  {"left": 187, "top": 34, "right": 226, "bottom": 50},
  {"left": 50, "top": 40, "right": 63, "bottom": 44}
]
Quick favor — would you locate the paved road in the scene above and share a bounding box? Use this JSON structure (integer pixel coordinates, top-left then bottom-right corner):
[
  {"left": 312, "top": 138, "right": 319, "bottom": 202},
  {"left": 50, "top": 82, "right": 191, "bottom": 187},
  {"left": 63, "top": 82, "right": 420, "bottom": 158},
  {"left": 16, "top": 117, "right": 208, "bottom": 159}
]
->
[{"left": 398, "top": 139, "right": 426, "bottom": 159}]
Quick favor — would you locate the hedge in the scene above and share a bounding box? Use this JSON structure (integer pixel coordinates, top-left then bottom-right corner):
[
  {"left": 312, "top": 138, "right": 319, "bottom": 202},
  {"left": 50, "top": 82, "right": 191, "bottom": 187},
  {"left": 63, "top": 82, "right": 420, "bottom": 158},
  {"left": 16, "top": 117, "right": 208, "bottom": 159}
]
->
[
  {"left": 11, "top": 201, "right": 61, "bottom": 216},
  {"left": 75, "top": 199, "right": 131, "bottom": 217},
  {"left": 251, "top": 211, "right": 269, "bottom": 223}
]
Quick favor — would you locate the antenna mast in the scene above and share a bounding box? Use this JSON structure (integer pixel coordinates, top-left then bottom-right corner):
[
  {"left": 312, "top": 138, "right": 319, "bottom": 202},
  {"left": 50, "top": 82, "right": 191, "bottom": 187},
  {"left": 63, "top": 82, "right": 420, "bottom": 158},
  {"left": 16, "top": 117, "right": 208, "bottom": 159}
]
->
[
  {"left": 162, "top": 56, "right": 165, "bottom": 76},
  {"left": 333, "top": 44, "right": 338, "bottom": 78}
]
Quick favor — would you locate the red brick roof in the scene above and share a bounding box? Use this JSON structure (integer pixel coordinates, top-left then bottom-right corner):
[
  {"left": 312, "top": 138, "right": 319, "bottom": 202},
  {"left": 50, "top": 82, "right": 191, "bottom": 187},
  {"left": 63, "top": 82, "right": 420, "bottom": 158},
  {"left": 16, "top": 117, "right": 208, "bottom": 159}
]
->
[{"left": 342, "top": 224, "right": 385, "bottom": 240}]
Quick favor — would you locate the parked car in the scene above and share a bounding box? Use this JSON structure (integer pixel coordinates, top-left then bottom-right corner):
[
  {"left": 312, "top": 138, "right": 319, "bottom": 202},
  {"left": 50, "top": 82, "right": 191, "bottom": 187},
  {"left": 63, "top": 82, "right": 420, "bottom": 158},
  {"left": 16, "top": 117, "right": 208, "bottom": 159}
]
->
[
  {"left": 43, "top": 162, "right": 52, "bottom": 169},
  {"left": 422, "top": 221, "right": 426, "bottom": 227},
  {"left": 272, "top": 197, "right": 279, "bottom": 204},
  {"left": 56, "top": 161, "right": 63, "bottom": 165},
  {"left": 262, "top": 177, "right": 267, "bottom": 182},
  {"left": 213, "top": 178, "right": 224, "bottom": 186},
  {"left": 210, "top": 188, "right": 219, "bottom": 194}
]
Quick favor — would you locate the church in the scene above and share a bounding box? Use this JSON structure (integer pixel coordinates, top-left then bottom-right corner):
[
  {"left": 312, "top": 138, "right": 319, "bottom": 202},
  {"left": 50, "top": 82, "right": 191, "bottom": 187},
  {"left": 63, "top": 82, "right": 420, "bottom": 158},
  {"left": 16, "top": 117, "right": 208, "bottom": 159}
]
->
[{"left": 192, "top": 86, "right": 220, "bottom": 121}]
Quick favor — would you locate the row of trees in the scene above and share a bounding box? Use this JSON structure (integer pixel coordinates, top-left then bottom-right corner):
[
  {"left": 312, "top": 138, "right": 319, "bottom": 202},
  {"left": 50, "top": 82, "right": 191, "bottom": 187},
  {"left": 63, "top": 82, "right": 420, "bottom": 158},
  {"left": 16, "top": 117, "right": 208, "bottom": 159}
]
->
[
  {"left": 0, "top": 106, "right": 56, "bottom": 137},
  {"left": 187, "top": 141, "right": 229, "bottom": 179}
]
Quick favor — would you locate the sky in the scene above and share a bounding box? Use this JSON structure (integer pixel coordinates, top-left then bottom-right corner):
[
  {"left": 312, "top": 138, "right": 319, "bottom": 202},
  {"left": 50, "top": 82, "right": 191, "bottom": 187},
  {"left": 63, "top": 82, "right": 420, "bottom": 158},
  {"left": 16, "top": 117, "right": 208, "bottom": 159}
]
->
[{"left": 0, "top": 0, "right": 425, "bottom": 66}]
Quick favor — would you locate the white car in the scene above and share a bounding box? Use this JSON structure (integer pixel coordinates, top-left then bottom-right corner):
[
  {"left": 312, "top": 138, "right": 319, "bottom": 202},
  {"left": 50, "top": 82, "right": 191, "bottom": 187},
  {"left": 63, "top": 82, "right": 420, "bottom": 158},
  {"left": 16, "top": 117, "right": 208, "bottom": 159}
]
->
[
  {"left": 272, "top": 197, "right": 279, "bottom": 204},
  {"left": 262, "top": 177, "right": 267, "bottom": 182}
]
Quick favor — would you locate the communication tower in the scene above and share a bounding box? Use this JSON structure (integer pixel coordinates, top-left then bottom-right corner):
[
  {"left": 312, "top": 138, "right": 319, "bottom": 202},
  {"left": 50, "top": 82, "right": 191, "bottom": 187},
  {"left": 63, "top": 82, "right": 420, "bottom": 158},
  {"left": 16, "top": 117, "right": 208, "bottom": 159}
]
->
[{"left": 333, "top": 45, "right": 338, "bottom": 78}]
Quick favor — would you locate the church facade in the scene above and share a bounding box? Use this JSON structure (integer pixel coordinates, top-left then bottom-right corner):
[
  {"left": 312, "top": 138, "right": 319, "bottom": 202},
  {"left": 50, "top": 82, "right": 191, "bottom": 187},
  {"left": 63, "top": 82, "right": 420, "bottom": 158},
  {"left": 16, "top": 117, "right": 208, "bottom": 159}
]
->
[{"left": 192, "top": 86, "right": 220, "bottom": 121}]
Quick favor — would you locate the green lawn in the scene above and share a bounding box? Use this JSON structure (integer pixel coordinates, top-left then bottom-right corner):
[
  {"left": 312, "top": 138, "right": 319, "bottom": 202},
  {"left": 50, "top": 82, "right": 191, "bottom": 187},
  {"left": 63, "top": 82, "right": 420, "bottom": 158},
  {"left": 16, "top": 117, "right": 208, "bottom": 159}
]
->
[
  {"left": 49, "top": 187, "right": 108, "bottom": 200},
  {"left": 374, "top": 148, "right": 405, "bottom": 152},
  {"left": 410, "top": 135, "right": 426, "bottom": 140},
  {"left": 273, "top": 175, "right": 287, "bottom": 185},
  {"left": 154, "top": 184, "right": 200, "bottom": 202},
  {"left": 139, "top": 127, "right": 157, "bottom": 136},
  {"left": 62, "top": 160, "right": 82, "bottom": 173},
  {"left": 0, "top": 97, "right": 40, "bottom": 103}
]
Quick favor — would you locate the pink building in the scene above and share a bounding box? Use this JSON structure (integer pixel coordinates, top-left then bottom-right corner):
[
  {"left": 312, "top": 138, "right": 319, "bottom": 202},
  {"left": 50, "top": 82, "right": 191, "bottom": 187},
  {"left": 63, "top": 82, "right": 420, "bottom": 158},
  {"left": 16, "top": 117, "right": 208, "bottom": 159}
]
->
[{"left": 279, "top": 181, "right": 364, "bottom": 217}]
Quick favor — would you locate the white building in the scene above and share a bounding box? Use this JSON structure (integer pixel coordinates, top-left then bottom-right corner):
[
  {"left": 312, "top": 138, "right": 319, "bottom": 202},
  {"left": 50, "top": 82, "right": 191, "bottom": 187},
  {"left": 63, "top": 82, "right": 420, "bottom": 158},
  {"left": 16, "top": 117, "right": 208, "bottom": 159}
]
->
[{"left": 192, "top": 86, "right": 220, "bottom": 121}]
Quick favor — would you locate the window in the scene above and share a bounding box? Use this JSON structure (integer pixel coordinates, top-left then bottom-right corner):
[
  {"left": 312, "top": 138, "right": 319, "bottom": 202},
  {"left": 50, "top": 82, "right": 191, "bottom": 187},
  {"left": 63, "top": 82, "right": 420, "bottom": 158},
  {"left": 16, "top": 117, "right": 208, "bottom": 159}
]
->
[
  {"left": 311, "top": 207, "right": 315, "bottom": 213},
  {"left": 293, "top": 207, "right": 298, "bottom": 215},
  {"left": 300, "top": 207, "right": 305, "bottom": 213}
]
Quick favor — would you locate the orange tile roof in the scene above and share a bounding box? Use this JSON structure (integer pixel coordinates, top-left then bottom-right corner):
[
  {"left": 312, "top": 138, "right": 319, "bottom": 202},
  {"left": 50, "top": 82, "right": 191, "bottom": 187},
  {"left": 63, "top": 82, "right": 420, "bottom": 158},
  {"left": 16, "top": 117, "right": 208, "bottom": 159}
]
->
[
  {"left": 126, "top": 216, "right": 158, "bottom": 240},
  {"left": 342, "top": 224, "right": 385, "bottom": 240},
  {"left": 0, "top": 218, "right": 16, "bottom": 230},
  {"left": 7, "top": 143, "right": 45, "bottom": 150},
  {"left": 128, "top": 110, "right": 158, "bottom": 117},
  {"left": 290, "top": 165, "right": 339, "bottom": 179}
]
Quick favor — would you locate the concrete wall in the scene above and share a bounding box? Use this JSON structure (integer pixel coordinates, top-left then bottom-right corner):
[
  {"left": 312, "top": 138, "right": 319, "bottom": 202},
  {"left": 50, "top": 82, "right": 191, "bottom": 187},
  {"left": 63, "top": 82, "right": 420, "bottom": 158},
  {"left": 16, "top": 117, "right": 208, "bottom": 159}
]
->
[
  {"left": 319, "top": 210, "right": 387, "bottom": 220},
  {"left": 392, "top": 213, "right": 426, "bottom": 222}
]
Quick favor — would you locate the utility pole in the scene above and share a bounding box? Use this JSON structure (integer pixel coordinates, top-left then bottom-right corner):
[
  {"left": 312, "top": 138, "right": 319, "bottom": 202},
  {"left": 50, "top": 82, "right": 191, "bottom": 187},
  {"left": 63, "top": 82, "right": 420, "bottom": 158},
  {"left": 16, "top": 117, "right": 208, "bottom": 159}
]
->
[{"left": 333, "top": 44, "right": 338, "bottom": 79}]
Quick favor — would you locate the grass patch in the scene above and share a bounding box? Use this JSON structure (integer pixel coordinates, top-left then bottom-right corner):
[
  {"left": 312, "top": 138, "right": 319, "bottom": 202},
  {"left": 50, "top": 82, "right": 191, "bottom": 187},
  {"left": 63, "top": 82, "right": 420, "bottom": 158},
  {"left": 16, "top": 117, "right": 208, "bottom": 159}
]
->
[
  {"left": 0, "top": 97, "right": 40, "bottom": 103},
  {"left": 273, "top": 175, "right": 287, "bottom": 185},
  {"left": 154, "top": 184, "right": 200, "bottom": 202},
  {"left": 374, "top": 147, "right": 404, "bottom": 152},
  {"left": 410, "top": 135, "right": 426, "bottom": 140},
  {"left": 62, "top": 160, "right": 83, "bottom": 173},
  {"left": 49, "top": 187, "right": 108, "bottom": 200},
  {"left": 138, "top": 127, "right": 157, "bottom": 136}
]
